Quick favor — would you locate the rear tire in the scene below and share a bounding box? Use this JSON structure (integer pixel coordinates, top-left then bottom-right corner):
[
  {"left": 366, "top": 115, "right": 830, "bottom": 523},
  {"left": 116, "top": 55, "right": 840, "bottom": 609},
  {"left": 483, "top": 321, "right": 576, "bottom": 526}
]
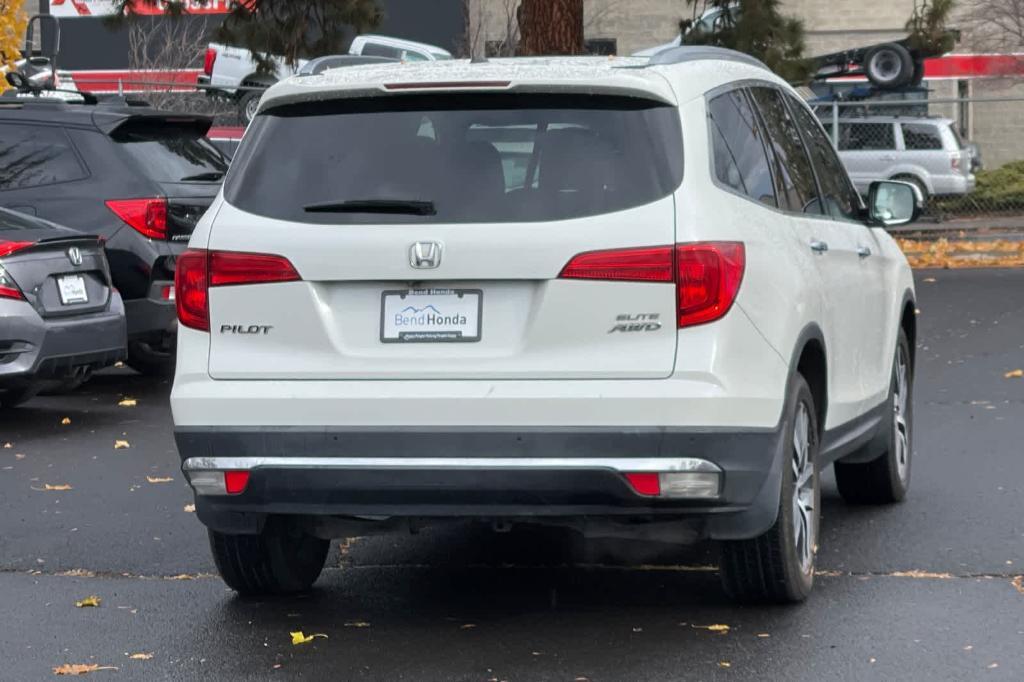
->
[
  {"left": 719, "top": 375, "right": 820, "bottom": 604},
  {"left": 835, "top": 329, "right": 913, "bottom": 504},
  {"left": 126, "top": 340, "right": 175, "bottom": 377},
  {"left": 209, "top": 517, "right": 330, "bottom": 596}
]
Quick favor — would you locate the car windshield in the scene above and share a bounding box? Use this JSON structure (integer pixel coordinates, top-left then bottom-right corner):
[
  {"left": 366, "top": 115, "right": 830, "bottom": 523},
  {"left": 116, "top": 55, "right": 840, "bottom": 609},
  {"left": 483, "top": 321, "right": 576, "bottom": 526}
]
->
[
  {"left": 112, "top": 121, "right": 229, "bottom": 183},
  {"left": 224, "top": 93, "right": 684, "bottom": 224}
]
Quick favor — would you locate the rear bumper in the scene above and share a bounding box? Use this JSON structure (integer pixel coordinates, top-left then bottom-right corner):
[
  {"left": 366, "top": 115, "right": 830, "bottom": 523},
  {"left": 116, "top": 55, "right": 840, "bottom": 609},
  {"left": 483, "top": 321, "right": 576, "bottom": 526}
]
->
[
  {"left": 124, "top": 285, "right": 176, "bottom": 340},
  {"left": 931, "top": 173, "right": 976, "bottom": 195},
  {"left": 176, "top": 425, "right": 786, "bottom": 541},
  {"left": 0, "top": 295, "right": 126, "bottom": 385}
]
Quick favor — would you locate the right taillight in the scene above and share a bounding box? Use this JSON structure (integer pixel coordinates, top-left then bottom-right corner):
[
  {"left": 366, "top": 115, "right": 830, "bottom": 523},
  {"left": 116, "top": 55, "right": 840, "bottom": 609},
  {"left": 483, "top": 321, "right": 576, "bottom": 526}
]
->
[
  {"left": 559, "top": 242, "right": 745, "bottom": 329},
  {"left": 675, "top": 242, "right": 745, "bottom": 328},
  {"left": 203, "top": 47, "right": 217, "bottom": 77},
  {"left": 105, "top": 198, "right": 168, "bottom": 240},
  {"left": 174, "top": 249, "right": 301, "bottom": 332}
]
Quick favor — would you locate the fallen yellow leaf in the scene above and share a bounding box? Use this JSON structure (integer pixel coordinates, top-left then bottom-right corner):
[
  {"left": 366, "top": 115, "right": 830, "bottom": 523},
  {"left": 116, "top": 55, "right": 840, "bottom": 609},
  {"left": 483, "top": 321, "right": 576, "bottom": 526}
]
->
[
  {"left": 75, "top": 595, "right": 101, "bottom": 608},
  {"left": 114, "top": 440, "right": 130, "bottom": 450},
  {"left": 343, "top": 621, "right": 370, "bottom": 628},
  {"left": 53, "top": 663, "right": 117, "bottom": 675},
  {"left": 692, "top": 623, "right": 730, "bottom": 634},
  {"left": 60, "top": 417, "right": 71, "bottom": 425},
  {"left": 290, "top": 631, "right": 327, "bottom": 645},
  {"left": 889, "top": 570, "right": 953, "bottom": 579},
  {"left": 460, "top": 623, "right": 477, "bottom": 629},
  {"left": 15, "top": 453, "right": 25, "bottom": 460},
  {"left": 183, "top": 504, "right": 195, "bottom": 513},
  {"left": 2, "top": 442, "right": 11, "bottom": 448},
  {"left": 39, "top": 484, "right": 72, "bottom": 492},
  {"left": 719, "top": 661, "right": 732, "bottom": 668},
  {"left": 128, "top": 653, "right": 153, "bottom": 660},
  {"left": 1005, "top": 369, "right": 1024, "bottom": 379},
  {"left": 118, "top": 398, "right": 137, "bottom": 407},
  {"left": 756, "top": 633, "right": 770, "bottom": 638},
  {"left": 145, "top": 476, "right": 173, "bottom": 484},
  {"left": 1012, "top": 576, "right": 1024, "bottom": 595}
]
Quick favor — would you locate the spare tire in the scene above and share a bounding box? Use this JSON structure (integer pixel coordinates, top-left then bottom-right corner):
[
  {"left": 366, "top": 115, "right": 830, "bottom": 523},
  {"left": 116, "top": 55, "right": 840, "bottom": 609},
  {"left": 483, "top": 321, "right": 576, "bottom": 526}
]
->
[{"left": 864, "top": 43, "right": 914, "bottom": 89}]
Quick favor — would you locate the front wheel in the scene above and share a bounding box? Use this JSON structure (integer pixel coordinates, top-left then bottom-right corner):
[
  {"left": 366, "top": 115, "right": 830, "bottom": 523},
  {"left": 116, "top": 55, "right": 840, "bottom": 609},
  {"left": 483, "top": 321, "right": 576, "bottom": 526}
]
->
[
  {"left": 719, "top": 375, "right": 820, "bottom": 604},
  {"left": 835, "top": 328, "right": 913, "bottom": 504},
  {"left": 209, "top": 517, "right": 330, "bottom": 596}
]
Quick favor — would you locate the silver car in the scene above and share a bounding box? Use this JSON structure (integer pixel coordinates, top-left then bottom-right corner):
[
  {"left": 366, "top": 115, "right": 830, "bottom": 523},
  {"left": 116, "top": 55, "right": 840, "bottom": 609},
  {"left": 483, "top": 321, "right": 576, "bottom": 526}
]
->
[
  {"left": 0, "top": 208, "right": 126, "bottom": 407},
  {"left": 823, "top": 116, "right": 976, "bottom": 199}
]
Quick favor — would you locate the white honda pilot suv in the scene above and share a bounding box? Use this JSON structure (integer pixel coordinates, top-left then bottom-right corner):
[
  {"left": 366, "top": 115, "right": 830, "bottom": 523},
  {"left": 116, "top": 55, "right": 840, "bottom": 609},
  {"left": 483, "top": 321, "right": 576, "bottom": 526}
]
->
[{"left": 172, "top": 47, "right": 920, "bottom": 604}]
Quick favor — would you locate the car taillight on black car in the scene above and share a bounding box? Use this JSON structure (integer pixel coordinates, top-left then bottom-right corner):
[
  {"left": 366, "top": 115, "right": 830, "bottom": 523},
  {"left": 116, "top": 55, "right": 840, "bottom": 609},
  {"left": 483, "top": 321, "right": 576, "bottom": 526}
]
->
[
  {"left": 204, "top": 47, "right": 217, "bottom": 77},
  {"left": 105, "top": 198, "right": 169, "bottom": 240}
]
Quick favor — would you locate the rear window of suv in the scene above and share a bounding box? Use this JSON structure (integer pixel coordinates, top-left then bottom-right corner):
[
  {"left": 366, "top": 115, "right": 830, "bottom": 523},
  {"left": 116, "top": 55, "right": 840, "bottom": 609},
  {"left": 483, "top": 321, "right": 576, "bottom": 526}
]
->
[
  {"left": 224, "top": 94, "right": 684, "bottom": 224},
  {"left": 112, "top": 120, "right": 228, "bottom": 183}
]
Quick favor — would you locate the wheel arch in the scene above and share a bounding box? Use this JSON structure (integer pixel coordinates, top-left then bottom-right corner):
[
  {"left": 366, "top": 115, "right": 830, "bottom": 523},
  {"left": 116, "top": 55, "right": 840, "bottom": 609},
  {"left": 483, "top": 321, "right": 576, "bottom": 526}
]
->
[
  {"left": 788, "top": 324, "right": 828, "bottom": 438},
  {"left": 900, "top": 290, "right": 917, "bottom": 371}
]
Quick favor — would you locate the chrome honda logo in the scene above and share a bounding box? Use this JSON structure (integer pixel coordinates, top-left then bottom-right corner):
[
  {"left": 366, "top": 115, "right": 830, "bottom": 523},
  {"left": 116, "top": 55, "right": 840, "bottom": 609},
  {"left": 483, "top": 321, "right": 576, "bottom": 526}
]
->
[
  {"left": 410, "top": 241, "right": 443, "bottom": 269},
  {"left": 67, "top": 247, "right": 83, "bottom": 266}
]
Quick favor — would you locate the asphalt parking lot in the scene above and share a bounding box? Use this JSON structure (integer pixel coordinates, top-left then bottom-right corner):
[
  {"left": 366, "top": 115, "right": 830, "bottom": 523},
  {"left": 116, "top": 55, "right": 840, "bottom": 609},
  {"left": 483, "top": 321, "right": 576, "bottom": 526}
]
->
[{"left": 2, "top": 268, "right": 1022, "bottom": 681}]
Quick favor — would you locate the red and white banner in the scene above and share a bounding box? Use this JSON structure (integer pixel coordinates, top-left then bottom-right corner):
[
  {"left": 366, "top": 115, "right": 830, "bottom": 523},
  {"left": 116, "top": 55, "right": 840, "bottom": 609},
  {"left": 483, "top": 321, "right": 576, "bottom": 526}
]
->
[{"left": 50, "top": 0, "right": 231, "bottom": 17}]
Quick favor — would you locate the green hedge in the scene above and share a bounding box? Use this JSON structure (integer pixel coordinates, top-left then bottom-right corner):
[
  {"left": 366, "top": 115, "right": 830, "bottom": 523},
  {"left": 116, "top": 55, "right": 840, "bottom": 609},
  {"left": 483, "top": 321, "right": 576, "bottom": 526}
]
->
[{"left": 931, "top": 161, "right": 1024, "bottom": 216}]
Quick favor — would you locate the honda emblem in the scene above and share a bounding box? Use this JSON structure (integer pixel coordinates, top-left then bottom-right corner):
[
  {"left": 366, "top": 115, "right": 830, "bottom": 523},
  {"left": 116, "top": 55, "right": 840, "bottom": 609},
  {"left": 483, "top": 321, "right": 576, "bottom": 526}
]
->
[
  {"left": 67, "top": 247, "right": 83, "bottom": 267},
  {"left": 410, "top": 241, "right": 443, "bottom": 269}
]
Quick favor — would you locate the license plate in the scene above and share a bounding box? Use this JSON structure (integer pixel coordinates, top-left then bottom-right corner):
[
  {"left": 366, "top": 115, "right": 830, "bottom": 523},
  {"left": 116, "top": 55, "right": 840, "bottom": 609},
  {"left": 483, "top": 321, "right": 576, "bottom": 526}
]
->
[
  {"left": 380, "top": 289, "right": 482, "bottom": 343},
  {"left": 57, "top": 275, "right": 88, "bottom": 305}
]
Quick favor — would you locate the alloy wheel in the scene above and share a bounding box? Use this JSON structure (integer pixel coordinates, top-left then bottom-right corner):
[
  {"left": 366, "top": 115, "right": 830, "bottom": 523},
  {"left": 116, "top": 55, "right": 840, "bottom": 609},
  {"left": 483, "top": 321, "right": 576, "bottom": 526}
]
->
[
  {"left": 893, "top": 345, "right": 911, "bottom": 484},
  {"left": 792, "top": 401, "right": 816, "bottom": 574}
]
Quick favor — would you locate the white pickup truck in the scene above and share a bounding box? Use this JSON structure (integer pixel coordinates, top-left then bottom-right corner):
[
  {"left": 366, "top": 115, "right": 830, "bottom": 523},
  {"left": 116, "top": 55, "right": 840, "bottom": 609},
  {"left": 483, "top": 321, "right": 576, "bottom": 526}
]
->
[{"left": 198, "top": 34, "right": 453, "bottom": 123}]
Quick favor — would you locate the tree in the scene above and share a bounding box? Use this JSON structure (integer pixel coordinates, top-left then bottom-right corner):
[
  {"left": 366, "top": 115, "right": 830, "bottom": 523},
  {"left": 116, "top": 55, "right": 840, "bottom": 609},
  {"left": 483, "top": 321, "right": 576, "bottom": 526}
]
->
[
  {"left": 516, "top": 0, "right": 584, "bottom": 56},
  {"left": 679, "top": 0, "right": 813, "bottom": 83},
  {"left": 0, "top": 0, "right": 28, "bottom": 91},
  {"left": 905, "top": 0, "right": 957, "bottom": 56},
  {"left": 112, "top": 0, "right": 383, "bottom": 71}
]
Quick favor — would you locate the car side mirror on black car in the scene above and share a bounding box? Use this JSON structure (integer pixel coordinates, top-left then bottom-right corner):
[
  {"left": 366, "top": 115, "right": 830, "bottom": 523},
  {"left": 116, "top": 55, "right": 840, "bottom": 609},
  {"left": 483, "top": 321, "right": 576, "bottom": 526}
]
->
[{"left": 867, "top": 180, "right": 924, "bottom": 227}]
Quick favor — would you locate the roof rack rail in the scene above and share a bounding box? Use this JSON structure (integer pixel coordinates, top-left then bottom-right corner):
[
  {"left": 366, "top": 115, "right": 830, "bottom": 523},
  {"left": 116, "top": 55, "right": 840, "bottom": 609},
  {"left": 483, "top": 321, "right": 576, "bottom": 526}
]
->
[{"left": 647, "top": 46, "right": 769, "bottom": 72}]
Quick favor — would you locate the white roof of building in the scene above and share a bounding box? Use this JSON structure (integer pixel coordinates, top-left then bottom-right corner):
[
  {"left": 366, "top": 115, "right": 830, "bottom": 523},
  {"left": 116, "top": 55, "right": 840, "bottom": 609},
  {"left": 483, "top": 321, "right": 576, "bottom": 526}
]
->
[{"left": 259, "top": 54, "right": 783, "bottom": 113}]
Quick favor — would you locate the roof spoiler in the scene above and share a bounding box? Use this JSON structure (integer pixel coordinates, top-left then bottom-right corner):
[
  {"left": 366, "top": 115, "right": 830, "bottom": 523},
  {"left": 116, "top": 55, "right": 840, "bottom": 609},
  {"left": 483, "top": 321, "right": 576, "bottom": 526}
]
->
[
  {"left": 99, "top": 113, "right": 214, "bottom": 137},
  {"left": 647, "top": 46, "right": 769, "bottom": 72}
]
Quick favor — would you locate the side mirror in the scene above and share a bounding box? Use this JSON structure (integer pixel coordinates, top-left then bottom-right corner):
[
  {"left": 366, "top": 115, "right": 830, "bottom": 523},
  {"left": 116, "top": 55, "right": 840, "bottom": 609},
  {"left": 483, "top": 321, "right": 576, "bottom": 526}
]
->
[
  {"left": 5, "top": 72, "right": 30, "bottom": 90},
  {"left": 867, "top": 180, "right": 923, "bottom": 227}
]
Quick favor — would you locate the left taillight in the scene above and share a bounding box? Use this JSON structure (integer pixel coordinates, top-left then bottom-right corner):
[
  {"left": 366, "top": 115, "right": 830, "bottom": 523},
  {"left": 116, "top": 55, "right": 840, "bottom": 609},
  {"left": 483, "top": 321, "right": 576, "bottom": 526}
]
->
[
  {"left": 203, "top": 47, "right": 218, "bottom": 77},
  {"left": 559, "top": 242, "right": 745, "bottom": 329},
  {"left": 106, "top": 198, "right": 168, "bottom": 240},
  {"left": 0, "top": 241, "right": 32, "bottom": 300},
  {"left": 175, "top": 249, "right": 301, "bottom": 332}
]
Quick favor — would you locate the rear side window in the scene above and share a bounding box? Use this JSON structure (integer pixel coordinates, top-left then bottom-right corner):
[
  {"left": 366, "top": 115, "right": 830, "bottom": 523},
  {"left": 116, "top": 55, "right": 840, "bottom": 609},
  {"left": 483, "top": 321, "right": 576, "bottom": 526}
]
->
[
  {"left": 360, "top": 43, "right": 403, "bottom": 59},
  {"left": 112, "top": 120, "right": 228, "bottom": 183},
  {"left": 748, "top": 87, "right": 820, "bottom": 214},
  {"left": 0, "top": 123, "right": 88, "bottom": 190},
  {"left": 785, "top": 96, "right": 862, "bottom": 222},
  {"left": 707, "top": 90, "right": 777, "bottom": 207},
  {"left": 225, "top": 94, "right": 684, "bottom": 224},
  {"left": 834, "top": 123, "right": 895, "bottom": 151},
  {"left": 902, "top": 123, "right": 943, "bottom": 150}
]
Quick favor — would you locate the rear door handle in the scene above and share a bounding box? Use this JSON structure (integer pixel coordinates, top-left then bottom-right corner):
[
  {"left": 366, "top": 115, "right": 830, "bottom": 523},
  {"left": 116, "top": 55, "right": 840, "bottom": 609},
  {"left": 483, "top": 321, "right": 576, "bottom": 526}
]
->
[
  {"left": 857, "top": 245, "right": 873, "bottom": 258},
  {"left": 809, "top": 239, "right": 829, "bottom": 254}
]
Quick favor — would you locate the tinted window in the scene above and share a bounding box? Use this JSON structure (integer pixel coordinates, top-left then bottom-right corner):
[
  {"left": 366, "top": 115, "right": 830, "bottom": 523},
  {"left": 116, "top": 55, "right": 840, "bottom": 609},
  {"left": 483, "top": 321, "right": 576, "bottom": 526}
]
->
[
  {"left": 360, "top": 43, "right": 403, "bottom": 59},
  {"left": 707, "top": 90, "right": 776, "bottom": 206},
  {"left": 834, "top": 123, "right": 895, "bottom": 151},
  {"left": 0, "top": 123, "right": 88, "bottom": 190},
  {"left": 902, "top": 123, "right": 943, "bottom": 150},
  {"left": 112, "top": 121, "right": 228, "bottom": 183},
  {"left": 786, "top": 96, "right": 862, "bottom": 222},
  {"left": 748, "top": 87, "right": 820, "bottom": 214},
  {"left": 226, "top": 94, "right": 685, "bottom": 224}
]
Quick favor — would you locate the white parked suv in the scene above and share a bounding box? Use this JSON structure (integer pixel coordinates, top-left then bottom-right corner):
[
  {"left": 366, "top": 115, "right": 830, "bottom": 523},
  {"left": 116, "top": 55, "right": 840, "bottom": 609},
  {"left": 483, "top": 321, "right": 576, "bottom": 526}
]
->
[{"left": 172, "top": 47, "right": 920, "bottom": 604}]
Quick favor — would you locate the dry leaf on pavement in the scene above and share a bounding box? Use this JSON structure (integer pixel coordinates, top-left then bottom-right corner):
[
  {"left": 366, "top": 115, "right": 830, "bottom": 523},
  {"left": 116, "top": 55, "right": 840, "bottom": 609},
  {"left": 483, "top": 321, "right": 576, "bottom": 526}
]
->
[
  {"left": 118, "top": 398, "right": 137, "bottom": 407},
  {"left": 145, "top": 476, "right": 173, "bottom": 484},
  {"left": 75, "top": 595, "right": 101, "bottom": 608},
  {"left": 183, "top": 504, "right": 195, "bottom": 513},
  {"left": 2, "top": 442, "right": 11, "bottom": 448},
  {"left": 60, "top": 417, "right": 71, "bottom": 425},
  {"left": 36, "top": 484, "right": 73, "bottom": 492},
  {"left": 53, "top": 663, "right": 117, "bottom": 675},
  {"left": 1012, "top": 576, "right": 1024, "bottom": 594},
  {"left": 692, "top": 623, "right": 730, "bottom": 634},
  {"left": 114, "top": 440, "right": 130, "bottom": 450},
  {"left": 290, "top": 631, "right": 328, "bottom": 645},
  {"left": 343, "top": 621, "right": 370, "bottom": 628},
  {"left": 718, "top": 661, "right": 732, "bottom": 668},
  {"left": 1005, "top": 369, "right": 1024, "bottom": 379},
  {"left": 127, "top": 653, "right": 153, "bottom": 660}
]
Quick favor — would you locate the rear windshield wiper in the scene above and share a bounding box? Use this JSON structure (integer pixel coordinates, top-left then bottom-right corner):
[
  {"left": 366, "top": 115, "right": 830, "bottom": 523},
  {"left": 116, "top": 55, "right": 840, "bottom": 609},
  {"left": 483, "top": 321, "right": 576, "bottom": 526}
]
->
[
  {"left": 303, "top": 199, "right": 437, "bottom": 216},
  {"left": 180, "top": 171, "right": 225, "bottom": 182}
]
